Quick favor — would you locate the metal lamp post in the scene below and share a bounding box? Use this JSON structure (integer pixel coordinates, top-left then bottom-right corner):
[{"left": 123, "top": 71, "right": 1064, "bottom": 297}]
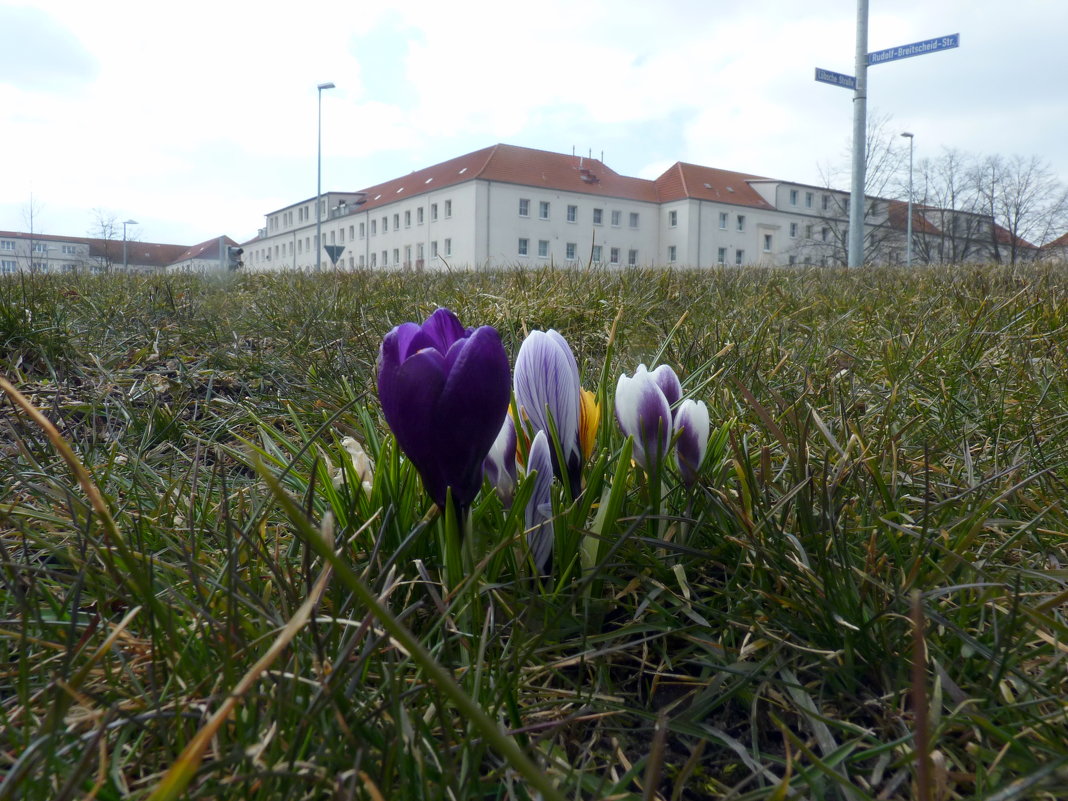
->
[
  {"left": 315, "top": 81, "right": 335, "bottom": 272},
  {"left": 900, "top": 132, "right": 914, "bottom": 267},
  {"left": 122, "top": 219, "right": 138, "bottom": 271}
]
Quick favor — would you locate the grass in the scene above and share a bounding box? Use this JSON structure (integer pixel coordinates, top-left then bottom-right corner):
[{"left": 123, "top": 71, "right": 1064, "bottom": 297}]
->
[{"left": 1, "top": 263, "right": 1067, "bottom": 800}]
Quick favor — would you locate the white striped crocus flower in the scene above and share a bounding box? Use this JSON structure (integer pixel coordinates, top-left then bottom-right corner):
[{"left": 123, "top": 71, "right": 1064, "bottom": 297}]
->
[
  {"left": 483, "top": 413, "right": 518, "bottom": 505},
  {"left": 513, "top": 329, "right": 583, "bottom": 496},
  {"left": 673, "top": 398, "right": 710, "bottom": 487}
]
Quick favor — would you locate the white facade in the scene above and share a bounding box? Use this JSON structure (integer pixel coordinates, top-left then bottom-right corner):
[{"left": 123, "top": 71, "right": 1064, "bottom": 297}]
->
[{"left": 239, "top": 144, "right": 1010, "bottom": 272}]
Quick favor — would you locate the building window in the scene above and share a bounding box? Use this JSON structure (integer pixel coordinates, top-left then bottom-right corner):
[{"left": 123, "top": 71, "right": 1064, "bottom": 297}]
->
[
  {"left": 404, "top": 245, "right": 412, "bottom": 266},
  {"left": 736, "top": 249, "right": 745, "bottom": 265},
  {"left": 627, "top": 249, "right": 637, "bottom": 266},
  {"left": 629, "top": 212, "right": 639, "bottom": 228},
  {"left": 418, "top": 207, "right": 424, "bottom": 224},
  {"left": 538, "top": 239, "right": 549, "bottom": 258},
  {"left": 821, "top": 226, "right": 830, "bottom": 242},
  {"left": 717, "top": 247, "right": 726, "bottom": 265},
  {"left": 33, "top": 243, "right": 47, "bottom": 253},
  {"left": 298, "top": 240, "right": 303, "bottom": 254},
  {"left": 763, "top": 234, "right": 772, "bottom": 252},
  {"left": 567, "top": 204, "right": 577, "bottom": 223},
  {"left": 404, "top": 210, "right": 411, "bottom": 227},
  {"left": 539, "top": 201, "right": 550, "bottom": 220},
  {"left": 822, "top": 194, "right": 830, "bottom": 211},
  {"left": 393, "top": 213, "right": 400, "bottom": 229},
  {"left": 610, "top": 210, "right": 621, "bottom": 227},
  {"left": 610, "top": 247, "right": 620, "bottom": 264},
  {"left": 1, "top": 260, "right": 16, "bottom": 273},
  {"left": 444, "top": 200, "right": 452, "bottom": 218},
  {"left": 370, "top": 252, "right": 376, "bottom": 268},
  {"left": 382, "top": 217, "right": 388, "bottom": 232},
  {"left": 417, "top": 243, "right": 424, "bottom": 262},
  {"left": 519, "top": 198, "right": 530, "bottom": 217},
  {"left": 736, "top": 215, "right": 746, "bottom": 232},
  {"left": 719, "top": 212, "right": 728, "bottom": 229},
  {"left": 805, "top": 192, "right": 814, "bottom": 208},
  {"left": 431, "top": 241, "right": 438, "bottom": 257},
  {"left": 518, "top": 238, "right": 529, "bottom": 256},
  {"left": 566, "top": 242, "right": 577, "bottom": 260},
  {"left": 669, "top": 210, "right": 678, "bottom": 228},
  {"left": 788, "top": 255, "right": 797, "bottom": 266},
  {"left": 789, "top": 189, "right": 798, "bottom": 205},
  {"left": 592, "top": 245, "right": 602, "bottom": 262},
  {"left": 62, "top": 244, "right": 76, "bottom": 255},
  {"left": 668, "top": 245, "right": 677, "bottom": 263},
  {"left": 359, "top": 222, "right": 366, "bottom": 238},
  {"left": 593, "top": 208, "right": 603, "bottom": 225},
  {"left": 371, "top": 220, "right": 377, "bottom": 235},
  {"left": 444, "top": 238, "right": 452, "bottom": 256},
  {"left": 0, "top": 240, "right": 15, "bottom": 250},
  {"left": 431, "top": 203, "right": 439, "bottom": 221},
  {"left": 789, "top": 222, "right": 798, "bottom": 238},
  {"left": 393, "top": 248, "right": 400, "bottom": 265},
  {"left": 806, "top": 224, "right": 814, "bottom": 239},
  {"left": 330, "top": 230, "right": 336, "bottom": 244}
]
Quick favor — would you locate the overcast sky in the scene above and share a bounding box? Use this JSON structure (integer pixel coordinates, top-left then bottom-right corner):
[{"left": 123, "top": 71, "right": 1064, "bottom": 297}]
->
[{"left": 2, "top": 0, "right": 1066, "bottom": 246}]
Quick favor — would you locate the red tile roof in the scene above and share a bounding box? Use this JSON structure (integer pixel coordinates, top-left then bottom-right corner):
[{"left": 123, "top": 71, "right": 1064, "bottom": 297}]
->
[
  {"left": 1042, "top": 231, "right": 1068, "bottom": 250},
  {"left": 654, "top": 163, "right": 776, "bottom": 210},
  {"left": 172, "top": 236, "right": 240, "bottom": 263},
  {"left": 885, "top": 200, "right": 944, "bottom": 235}
]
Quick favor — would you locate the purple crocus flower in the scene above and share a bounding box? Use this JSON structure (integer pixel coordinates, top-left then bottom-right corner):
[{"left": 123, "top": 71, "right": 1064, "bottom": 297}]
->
[
  {"left": 483, "top": 414, "right": 518, "bottom": 505},
  {"left": 615, "top": 364, "right": 673, "bottom": 474},
  {"left": 513, "top": 329, "right": 582, "bottom": 495},
  {"left": 377, "top": 307, "right": 511, "bottom": 511},
  {"left": 674, "top": 398, "right": 710, "bottom": 487},
  {"left": 525, "top": 429, "right": 554, "bottom": 573},
  {"left": 650, "top": 364, "right": 682, "bottom": 409}
]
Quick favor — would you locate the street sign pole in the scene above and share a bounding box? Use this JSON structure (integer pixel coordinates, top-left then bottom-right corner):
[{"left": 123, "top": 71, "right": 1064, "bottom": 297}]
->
[{"left": 848, "top": 0, "right": 869, "bottom": 269}]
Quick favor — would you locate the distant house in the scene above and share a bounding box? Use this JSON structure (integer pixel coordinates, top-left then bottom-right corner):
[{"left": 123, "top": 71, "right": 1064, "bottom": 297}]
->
[
  {"left": 1040, "top": 232, "right": 1068, "bottom": 262},
  {"left": 0, "top": 230, "right": 189, "bottom": 274},
  {"left": 168, "top": 236, "right": 243, "bottom": 272}
]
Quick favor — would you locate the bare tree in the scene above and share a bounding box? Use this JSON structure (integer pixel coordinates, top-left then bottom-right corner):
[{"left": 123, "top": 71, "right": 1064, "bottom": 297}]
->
[
  {"left": 20, "top": 194, "right": 46, "bottom": 273},
  {"left": 973, "top": 155, "right": 1068, "bottom": 265},
  {"left": 807, "top": 111, "right": 906, "bottom": 265},
  {"left": 912, "top": 148, "right": 986, "bottom": 264},
  {"left": 89, "top": 209, "right": 119, "bottom": 272}
]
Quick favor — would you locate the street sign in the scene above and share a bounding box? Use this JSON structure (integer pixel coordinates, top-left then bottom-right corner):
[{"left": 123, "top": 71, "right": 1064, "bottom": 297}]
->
[
  {"left": 815, "top": 67, "right": 856, "bottom": 90},
  {"left": 324, "top": 245, "right": 345, "bottom": 266},
  {"left": 868, "top": 33, "right": 959, "bottom": 66}
]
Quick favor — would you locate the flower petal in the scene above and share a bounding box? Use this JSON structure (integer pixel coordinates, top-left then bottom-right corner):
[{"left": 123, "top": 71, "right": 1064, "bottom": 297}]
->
[
  {"left": 483, "top": 414, "right": 518, "bottom": 504},
  {"left": 674, "top": 399, "right": 710, "bottom": 487},
  {"left": 650, "top": 364, "right": 682, "bottom": 410},
  {"left": 525, "top": 430, "right": 554, "bottom": 573}
]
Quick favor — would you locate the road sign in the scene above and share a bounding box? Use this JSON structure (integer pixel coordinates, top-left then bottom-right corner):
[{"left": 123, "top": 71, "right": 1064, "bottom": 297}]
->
[
  {"left": 868, "top": 33, "right": 959, "bottom": 66},
  {"left": 324, "top": 245, "right": 345, "bottom": 266},
  {"left": 815, "top": 67, "right": 856, "bottom": 90}
]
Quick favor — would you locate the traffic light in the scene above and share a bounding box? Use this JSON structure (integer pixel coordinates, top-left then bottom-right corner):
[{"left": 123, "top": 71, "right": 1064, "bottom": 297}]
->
[{"left": 227, "top": 246, "right": 244, "bottom": 270}]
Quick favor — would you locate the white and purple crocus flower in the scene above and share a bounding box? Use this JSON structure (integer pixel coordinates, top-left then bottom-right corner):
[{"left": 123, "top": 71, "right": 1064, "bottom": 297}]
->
[
  {"left": 615, "top": 364, "right": 709, "bottom": 486},
  {"left": 377, "top": 308, "right": 511, "bottom": 511},
  {"left": 513, "top": 329, "right": 584, "bottom": 497}
]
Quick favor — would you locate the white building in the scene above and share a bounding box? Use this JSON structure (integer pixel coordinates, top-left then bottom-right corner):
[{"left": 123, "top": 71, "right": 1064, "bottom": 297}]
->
[
  {"left": 0, "top": 230, "right": 190, "bottom": 274},
  {"left": 237, "top": 143, "right": 1017, "bottom": 271}
]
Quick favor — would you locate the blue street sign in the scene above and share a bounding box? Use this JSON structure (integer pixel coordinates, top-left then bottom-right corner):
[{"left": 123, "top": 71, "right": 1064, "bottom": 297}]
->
[
  {"left": 868, "top": 33, "right": 960, "bottom": 66},
  {"left": 815, "top": 68, "right": 857, "bottom": 90}
]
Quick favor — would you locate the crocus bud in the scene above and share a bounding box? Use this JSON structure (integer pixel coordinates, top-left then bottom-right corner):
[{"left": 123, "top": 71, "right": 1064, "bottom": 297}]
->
[
  {"left": 615, "top": 364, "right": 673, "bottom": 474},
  {"left": 525, "top": 429, "right": 554, "bottom": 573},
  {"left": 483, "top": 414, "right": 518, "bottom": 505},
  {"left": 377, "top": 308, "right": 510, "bottom": 511},
  {"left": 673, "top": 399, "right": 710, "bottom": 487}
]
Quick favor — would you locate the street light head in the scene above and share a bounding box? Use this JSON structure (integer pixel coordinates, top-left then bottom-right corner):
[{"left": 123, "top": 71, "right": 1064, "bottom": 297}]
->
[
  {"left": 124, "top": 219, "right": 138, "bottom": 225},
  {"left": 900, "top": 132, "right": 914, "bottom": 139},
  {"left": 317, "top": 82, "right": 336, "bottom": 91}
]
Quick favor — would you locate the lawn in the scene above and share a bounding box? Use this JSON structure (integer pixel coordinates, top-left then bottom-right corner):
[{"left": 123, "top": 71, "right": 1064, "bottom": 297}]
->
[{"left": 1, "top": 264, "right": 1067, "bottom": 800}]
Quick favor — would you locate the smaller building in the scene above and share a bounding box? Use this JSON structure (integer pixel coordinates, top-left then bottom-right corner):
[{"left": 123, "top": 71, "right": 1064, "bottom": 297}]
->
[
  {"left": 169, "top": 236, "right": 243, "bottom": 272},
  {"left": 0, "top": 230, "right": 189, "bottom": 274}
]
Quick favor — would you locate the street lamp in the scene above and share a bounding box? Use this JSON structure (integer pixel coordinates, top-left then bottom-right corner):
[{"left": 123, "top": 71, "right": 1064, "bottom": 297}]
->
[
  {"left": 315, "top": 81, "right": 336, "bottom": 272},
  {"left": 900, "top": 132, "right": 914, "bottom": 268},
  {"left": 122, "top": 219, "right": 138, "bottom": 271}
]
